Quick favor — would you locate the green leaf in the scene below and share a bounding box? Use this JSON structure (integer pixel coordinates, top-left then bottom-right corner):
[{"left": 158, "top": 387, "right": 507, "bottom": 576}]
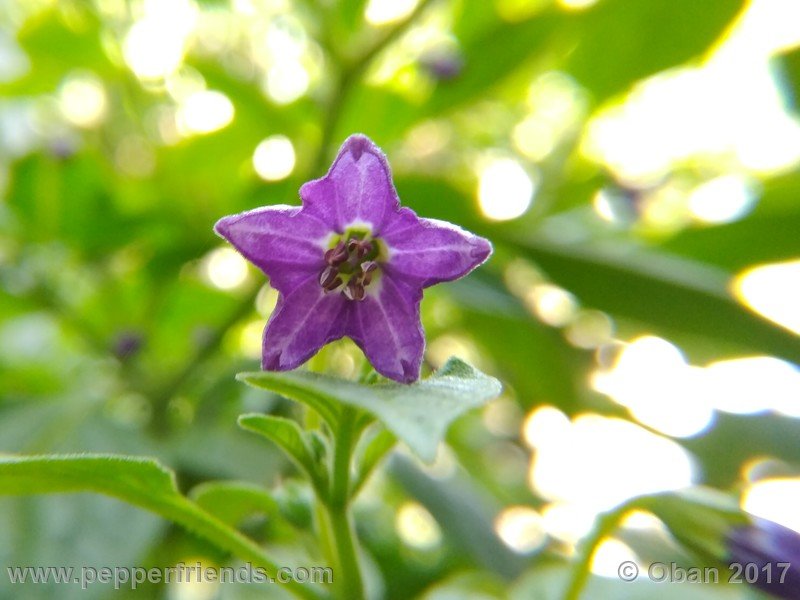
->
[
  {"left": 662, "top": 171, "right": 800, "bottom": 271},
  {"left": 565, "top": 0, "right": 746, "bottom": 102},
  {"left": 237, "top": 414, "right": 324, "bottom": 490},
  {"left": 239, "top": 358, "right": 502, "bottom": 462},
  {"left": 424, "top": 12, "right": 559, "bottom": 115},
  {"left": 510, "top": 234, "right": 800, "bottom": 364},
  {"left": 190, "top": 480, "right": 280, "bottom": 528},
  {"left": 0, "top": 454, "right": 322, "bottom": 600}
]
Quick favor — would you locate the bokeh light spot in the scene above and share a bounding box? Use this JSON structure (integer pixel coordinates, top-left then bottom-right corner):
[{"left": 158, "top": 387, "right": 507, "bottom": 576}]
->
[
  {"left": 253, "top": 135, "right": 296, "bottom": 181},
  {"left": 478, "top": 157, "right": 535, "bottom": 221}
]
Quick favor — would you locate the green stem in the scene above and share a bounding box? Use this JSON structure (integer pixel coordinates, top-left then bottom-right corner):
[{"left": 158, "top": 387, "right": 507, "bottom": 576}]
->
[
  {"left": 563, "top": 498, "right": 643, "bottom": 600},
  {"left": 322, "top": 405, "right": 365, "bottom": 600},
  {"left": 325, "top": 503, "right": 364, "bottom": 600}
]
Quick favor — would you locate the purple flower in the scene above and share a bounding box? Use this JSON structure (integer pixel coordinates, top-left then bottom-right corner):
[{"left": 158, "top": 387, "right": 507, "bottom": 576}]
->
[
  {"left": 727, "top": 518, "right": 800, "bottom": 599},
  {"left": 214, "top": 134, "right": 492, "bottom": 383}
]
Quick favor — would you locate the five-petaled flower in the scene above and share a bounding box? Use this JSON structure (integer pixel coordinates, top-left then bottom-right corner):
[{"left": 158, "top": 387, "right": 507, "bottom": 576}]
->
[{"left": 214, "top": 134, "right": 492, "bottom": 383}]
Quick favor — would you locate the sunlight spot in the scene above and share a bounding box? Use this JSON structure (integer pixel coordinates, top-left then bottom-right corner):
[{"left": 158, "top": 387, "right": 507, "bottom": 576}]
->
[
  {"left": 495, "top": 506, "right": 547, "bottom": 554},
  {"left": 687, "top": 174, "right": 757, "bottom": 224},
  {"left": 564, "top": 310, "right": 614, "bottom": 349},
  {"left": 513, "top": 117, "right": 557, "bottom": 162},
  {"left": 427, "top": 334, "right": 482, "bottom": 369},
  {"left": 166, "top": 67, "right": 206, "bottom": 102},
  {"left": 705, "top": 356, "right": 800, "bottom": 416},
  {"left": 396, "top": 502, "right": 441, "bottom": 549},
  {"left": 253, "top": 135, "right": 296, "bottom": 181},
  {"left": 503, "top": 259, "right": 545, "bottom": 298},
  {"left": 238, "top": 320, "right": 263, "bottom": 359},
  {"left": 365, "top": 0, "right": 418, "bottom": 25},
  {"left": 558, "top": 0, "right": 600, "bottom": 10},
  {"left": 743, "top": 478, "right": 800, "bottom": 534},
  {"left": 59, "top": 72, "right": 107, "bottom": 128},
  {"left": 522, "top": 406, "right": 570, "bottom": 450},
  {"left": 256, "top": 285, "right": 280, "bottom": 317},
  {"left": 591, "top": 538, "right": 639, "bottom": 578},
  {"left": 592, "top": 189, "right": 622, "bottom": 223},
  {"left": 168, "top": 558, "right": 219, "bottom": 600},
  {"left": 482, "top": 396, "right": 522, "bottom": 438},
  {"left": 591, "top": 336, "right": 714, "bottom": 438},
  {"left": 734, "top": 260, "right": 800, "bottom": 335},
  {"left": 529, "top": 413, "right": 696, "bottom": 512},
  {"left": 623, "top": 510, "right": 665, "bottom": 531},
  {"left": 540, "top": 502, "right": 597, "bottom": 545},
  {"left": 204, "top": 247, "right": 249, "bottom": 290},
  {"left": 524, "top": 283, "right": 578, "bottom": 327},
  {"left": 124, "top": 21, "right": 186, "bottom": 81},
  {"left": 265, "top": 61, "right": 309, "bottom": 104},
  {"left": 477, "top": 157, "right": 535, "bottom": 221},
  {"left": 177, "top": 91, "right": 234, "bottom": 135}
]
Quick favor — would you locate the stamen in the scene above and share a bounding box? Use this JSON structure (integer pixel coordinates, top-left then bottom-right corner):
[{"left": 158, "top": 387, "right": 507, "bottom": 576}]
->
[
  {"left": 361, "top": 261, "right": 378, "bottom": 286},
  {"left": 325, "top": 241, "right": 348, "bottom": 266},
  {"left": 319, "top": 266, "right": 340, "bottom": 289},
  {"left": 321, "top": 234, "right": 381, "bottom": 299},
  {"left": 343, "top": 279, "right": 366, "bottom": 301}
]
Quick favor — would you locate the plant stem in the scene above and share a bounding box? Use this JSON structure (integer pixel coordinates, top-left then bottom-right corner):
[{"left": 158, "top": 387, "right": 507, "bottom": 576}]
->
[
  {"left": 325, "top": 503, "right": 364, "bottom": 600},
  {"left": 563, "top": 498, "right": 642, "bottom": 600},
  {"left": 322, "top": 405, "right": 365, "bottom": 600}
]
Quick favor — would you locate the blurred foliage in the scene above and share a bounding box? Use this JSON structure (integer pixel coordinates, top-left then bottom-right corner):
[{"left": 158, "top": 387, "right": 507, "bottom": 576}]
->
[{"left": 1, "top": 0, "right": 799, "bottom": 598}]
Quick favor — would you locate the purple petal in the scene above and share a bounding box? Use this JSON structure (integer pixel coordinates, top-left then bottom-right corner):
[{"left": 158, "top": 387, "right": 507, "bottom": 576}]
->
[
  {"left": 349, "top": 274, "right": 424, "bottom": 383},
  {"left": 214, "top": 206, "right": 329, "bottom": 294},
  {"left": 727, "top": 518, "right": 800, "bottom": 599},
  {"left": 381, "top": 210, "right": 492, "bottom": 287},
  {"left": 299, "top": 135, "right": 400, "bottom": 233},
  {"left": 262, "top": 277, "right": 350, "bottom": 370}
]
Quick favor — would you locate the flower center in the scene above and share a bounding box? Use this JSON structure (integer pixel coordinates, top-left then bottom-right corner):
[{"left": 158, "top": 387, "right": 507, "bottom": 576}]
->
[{"left": 319, "top": 229, "right": 383, "bottom": 301}]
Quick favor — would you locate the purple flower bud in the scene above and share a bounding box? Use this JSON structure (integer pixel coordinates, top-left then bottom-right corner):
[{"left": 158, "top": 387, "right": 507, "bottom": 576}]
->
[
  {"left": 112, "top": 331, "right": 144, "bottom": 360},
  {"left": 727, "top": 518, "right": 800, "bottom": 599},
  {"left": 420, "top": 48, "right": 464, "bottom": 81}
]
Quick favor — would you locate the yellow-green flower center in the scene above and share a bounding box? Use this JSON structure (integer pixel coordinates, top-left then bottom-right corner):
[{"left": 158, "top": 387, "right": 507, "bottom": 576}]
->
[{"left": 319, "top": 228, "right": 385, "bottom": 301}]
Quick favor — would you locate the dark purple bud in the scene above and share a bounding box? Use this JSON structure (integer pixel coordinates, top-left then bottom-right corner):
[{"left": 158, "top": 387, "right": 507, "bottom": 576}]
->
[
  {"left": 727, "top": 518, "right": 800, "bottom": 599},
  {"left": 112, "top": 331, "right": 144, "bottom": 360},
  {"left": 420, "top": 48, "right": 464, "bottom": 81},
  {"left": 49, "top": 137, "right": 79, "bottom": 161}
]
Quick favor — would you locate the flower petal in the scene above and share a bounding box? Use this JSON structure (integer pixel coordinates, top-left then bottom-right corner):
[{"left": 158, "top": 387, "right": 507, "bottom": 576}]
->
[
  {"left": 214, "top": 206, "right": 329, "bottom": 294},
  {"left": 299, "top": 134, "right": 399, "bottom": 233},
  {"left": 349, "top": 274, "right": 424, "bottom": 383},
  {"left": 381, "top": 210, "right": 492, "bottom": 287},
  {"left": 262, "top": 278, "right": 350, "bottom": 371}
]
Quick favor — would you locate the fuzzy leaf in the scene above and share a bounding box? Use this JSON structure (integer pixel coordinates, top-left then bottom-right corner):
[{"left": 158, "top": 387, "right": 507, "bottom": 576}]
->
[
  {"left": 237, "top": 415, "right": 324, "bottom": 490},
  {"left": 238, "top": 358, "right": 502, "bottom": 462}
]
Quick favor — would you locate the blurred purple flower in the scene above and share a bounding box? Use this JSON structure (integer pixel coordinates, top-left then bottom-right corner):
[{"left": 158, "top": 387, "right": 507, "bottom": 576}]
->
[
  {"left": 727, "top": 518, "right": 800, "bottom": 599},
  {"left": 215, "top": 134, "right": 491, "bottom": 382},
  {"left": 112, "top": 330, "right": 144, "bottom": 360},
  {"left": 420, "top": 48, "right": 464, "bottom": 81}
]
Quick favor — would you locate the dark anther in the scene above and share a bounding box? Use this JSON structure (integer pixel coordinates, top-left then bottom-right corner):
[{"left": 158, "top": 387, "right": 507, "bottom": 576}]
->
[
  {"left": 361, "top": 261, "right": 378, "bottom": 286},
  {"left": 321, "top": 236, "right": 379, "bottom": 298},
  {"left": 343, "top": 279, "right": 366, "bottom": 301},
  {"left": 320, "top": 266, "right": 341, "bottom": 290},
  {"left": 347, "top": 239, "right": 373, "bottom": 259},
  {"left": 325, "top": 241, "right": 348, "bottom": 266}
]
